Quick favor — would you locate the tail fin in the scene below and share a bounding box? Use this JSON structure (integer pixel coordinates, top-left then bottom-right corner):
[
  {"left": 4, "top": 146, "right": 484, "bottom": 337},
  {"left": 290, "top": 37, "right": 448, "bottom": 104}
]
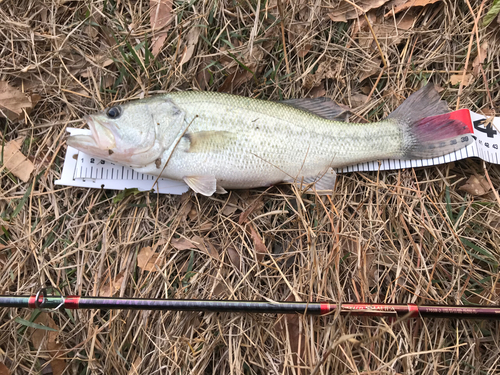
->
[{"left": 387, "top": 84, "right": 473, "bottom": 159}]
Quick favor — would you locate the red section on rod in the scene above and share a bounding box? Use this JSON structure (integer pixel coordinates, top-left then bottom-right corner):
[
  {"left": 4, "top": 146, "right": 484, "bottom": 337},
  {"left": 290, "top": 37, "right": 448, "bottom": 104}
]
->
[
  {"left": 320, "top": 303, "right": 330, "bottom": 315},
  {"left": 64, "top": 296, "right": 81, "bottom": 309},
  {"left": 28, "top": 296, "right": 36, "bottom": 309},
  {"left": 407, "top": 303, "right": 419, "bottom": 318}
]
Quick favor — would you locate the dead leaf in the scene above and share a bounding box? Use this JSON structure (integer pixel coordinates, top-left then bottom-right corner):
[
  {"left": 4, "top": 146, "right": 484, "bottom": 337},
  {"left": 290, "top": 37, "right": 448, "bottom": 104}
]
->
[
  {"left": 171, "top": 237, "right": 195, "bottom": 250},
  {"left": 459, "top": 175, "right": 491, "bottom": 196},
  {"left": 350, "top": 93, "right": 369, "bottom": 107},
  {"left": 2, "top": 139, "right": 34, "bottom": 182},
  {"left": 327, "top": 0, "right": 390, "bottom": 22},
  {"left": 227, "top": 247, "right": 241, "bottom": 270},
  {"left": 472, "top": 41, "right": 488, "bottom": 76},
  {"left": 297, "top": 43, "right": 312, "bottom": 58},
  {"left": 213, "top": 282, "right": 228, "bottom": 297},
  {"left": 218, "top": 69, "right": 254, "bottom": 93},
  {"left": 179, "top": 26, "right": 201, "bottom": 66},
  {"left": 178, "top": 193, "right": 193, "bottom": 221},
  {"left": 188, "top": 206, "right": 198, "bottom": 221},
  {"left": 396, "top": 10, "right": 417, "bottom": 29},
  {"left": 249, "top": 225, "right": 267, "bottom": 262},
  {"left": 128, "top": 357, "right": 142, "bottom": 375},
  {"left": 99, "top": 269, "right": 126, "bottom": 297},
  {"left": 392, "top": 0, "right": 441, "bottom": 14},
  {"left": 222, "top": 194, "right": 239, "bottom": 216},
  {"left": 150, "top": 0, "right": 173, "bottom": 55},
  {"left": 303, "top": 60, "right": 340, "bottom": 90},
  {"left": 191, "top": 235, "right": 220, "bottom": 261},
  {"left": 30, "top": 314, "right": 66, "bottom": 375},
  {"left": 357, "top": 21, "right": 407, "bottom": 50},
  {"left": 450, "top": 73, "right": 473, "bottom": 87},
  {"left": 238, "top": 196, "right": 264, "bottom": 225},
  {"left": 0, "top": 363, "right": 9, "bottom": 375},
  {"left": 308, "top": 84, "right": 326, "bottom": 98},
  {"left": 0, "top": 253, "right": 7, "bottom": 267},
  {"left": 137, "top": 246, "right": 165, "bottom": 272},
  {"left": 195, "top": 57, "right": 211, "bottom": 91},
  {"left": 0, "top": 81, "right": 39, "bottom": 120}
]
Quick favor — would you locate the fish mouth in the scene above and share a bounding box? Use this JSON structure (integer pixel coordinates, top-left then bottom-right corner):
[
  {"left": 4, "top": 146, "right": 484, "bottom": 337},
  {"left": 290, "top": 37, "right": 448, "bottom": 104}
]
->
[
  {"left": 67, "top": 115, "right": 116, "bottom": 156},
  {"left": 85, "top": 115, "right": 116, "bottom": 149}
]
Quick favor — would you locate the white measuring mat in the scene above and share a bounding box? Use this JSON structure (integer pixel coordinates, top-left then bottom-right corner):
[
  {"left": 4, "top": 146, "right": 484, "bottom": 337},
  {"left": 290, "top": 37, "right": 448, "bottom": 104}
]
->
[{"left": 55, "top": 110, "right": 499, "bottom": 195}]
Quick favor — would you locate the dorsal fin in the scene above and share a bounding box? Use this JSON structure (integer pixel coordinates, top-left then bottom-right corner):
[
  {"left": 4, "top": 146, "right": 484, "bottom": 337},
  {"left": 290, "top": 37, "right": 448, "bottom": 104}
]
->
[{"left": 280, "top": 98, "right": 350, "bottom": 121}]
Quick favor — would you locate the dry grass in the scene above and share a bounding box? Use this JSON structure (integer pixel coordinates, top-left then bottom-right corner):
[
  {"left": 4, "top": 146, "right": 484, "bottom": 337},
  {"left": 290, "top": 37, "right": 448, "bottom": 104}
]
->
[{"left": 1, "top": 0, "right": 500, "bottom": 374}]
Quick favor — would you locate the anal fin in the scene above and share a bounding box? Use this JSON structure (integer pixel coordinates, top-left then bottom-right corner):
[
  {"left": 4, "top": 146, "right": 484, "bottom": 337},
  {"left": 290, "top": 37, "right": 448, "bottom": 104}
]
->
[
  {"left": 183, "top": 176, "right": 217, "bottom": 196},
  {"left": 286, "top": 168, "right": 337, "bottom": 195}
]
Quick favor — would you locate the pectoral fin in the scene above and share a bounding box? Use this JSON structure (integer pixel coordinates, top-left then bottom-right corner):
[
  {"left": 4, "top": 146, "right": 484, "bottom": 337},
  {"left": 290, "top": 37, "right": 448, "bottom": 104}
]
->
[
  {"left": 183, "top": 175, "right": 217, "bottom": 196},
  {"left": 286, "top": 168, "right": 337, "bottom": 195}
]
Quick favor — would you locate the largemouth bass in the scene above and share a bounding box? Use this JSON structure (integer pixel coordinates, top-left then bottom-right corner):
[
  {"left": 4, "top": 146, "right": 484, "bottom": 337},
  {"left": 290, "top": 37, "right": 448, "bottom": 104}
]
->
[{"left": 67, "top": 84, "right": 473, "bottom": 196}]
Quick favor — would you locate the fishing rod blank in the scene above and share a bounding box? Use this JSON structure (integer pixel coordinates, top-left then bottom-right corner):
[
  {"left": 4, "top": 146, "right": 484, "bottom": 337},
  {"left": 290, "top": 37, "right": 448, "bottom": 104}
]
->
[{"left": 1, "top": 290, "right": 499, "bottom": 320}]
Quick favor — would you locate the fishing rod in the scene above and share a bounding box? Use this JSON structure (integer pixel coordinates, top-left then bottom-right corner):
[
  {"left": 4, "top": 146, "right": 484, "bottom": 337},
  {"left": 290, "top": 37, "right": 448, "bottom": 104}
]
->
[{"left": 1, "top": 288, "right": 499, "bottom": 319}]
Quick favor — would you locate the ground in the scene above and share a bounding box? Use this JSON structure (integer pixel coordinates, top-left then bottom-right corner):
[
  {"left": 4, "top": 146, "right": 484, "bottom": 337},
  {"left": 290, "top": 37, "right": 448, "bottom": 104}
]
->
[{"left": 1, "top": 0, "right": 500, "bottom": 374}]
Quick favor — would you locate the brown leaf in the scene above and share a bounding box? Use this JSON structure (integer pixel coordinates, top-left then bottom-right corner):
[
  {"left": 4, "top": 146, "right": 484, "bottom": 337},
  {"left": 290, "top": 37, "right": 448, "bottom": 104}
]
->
[
  {"left": 392, "top": 0, "right": 441, "bottom": 14},
  {"left": 150, "top": 0, "right": 172, "bottom": 30},
  {"left": 297, "top": 43, "right": 312, "bottom": 58},
  {"left": 171, "top": 237, "right": 195, "bottom": 250},
  {"left": 150, "top": 0, "right": 173, "bottom": 55},
  {"left": 188, "top": 206, "right": 198, "bottom": 221},
  {"left": 213, "top": 282, "right": 228, "bottom": 297},
  {"left": 249, "top": 225, "right": 267, "bottom": 262},
  {"left": 0, "top": 253, "right": 7, "bottom": 267},
  {"left": 128, "top": 357, "right": 142, "bottom": 375},
  {"left": 227, "top": 247, "right": 241, "bottom": 270},
  {"left": 308, "top": 84, "right": 326, "bottom": 98},
  {"left": 450, "top": 73, "right": 473, "bottom": 87},
  {"left": 0, "top": 81, "right": 38, "bottom": 120},
  {"left": 303, "top": 60, "right": 340, "bottom": 90},
  {"left": 222, "top": 194, "right": 239, "bottom": 216},
  {"left": 238, "top": 196, "right": 264, "bottom": 225},
  {"left": 350, "top": 93, "right": 369, "bottom": 107},
  {"left": 99, "top": 269, "right": 126, "bottom": 297},
  {"left": 2, "top": 139, "right": 34, "bottom": 182},
  {"left": 137, "top": 246, "right": 165, "bottom": 272},
  {"left": 358, "top": 20, "right": 408, "bottom": 51},
  {"left": 191, "top": 235, "right": 220, "bottom": 261},
  {"left": 178, "top": 194, "right": 193, "bottom": 221},
  {"left": 195, "top": 58, "right": 211, "bottom": 91},
  {"left": 472, "top": 41, "right": 488, "bottom": 76},
  {"left": 30, "top": 314, "right": 66, "bottom": 375},
  {"left": 327, "top": 0, "right": 389, "bottom": 22},
  {"left": 0, "top": 363, "right": 9, "bottom": 375},
  {"left": 396, "top": 10, "right": 417, "bottom": 29},
  {"left": 179, "top": 26, "right": 201, "bottom": 66},
  {"left": 218, "top": 69, "right": 254, "bottom": 93},
  {"left": 459, "top": 175, "right": 491, "bottom": 196}
]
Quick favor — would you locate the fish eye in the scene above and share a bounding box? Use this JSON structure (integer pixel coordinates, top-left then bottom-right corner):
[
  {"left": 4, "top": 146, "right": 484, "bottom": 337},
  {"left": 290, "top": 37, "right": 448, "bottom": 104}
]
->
[{"left": 106, "top": 106, "right": 122, "bottom": 119}]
